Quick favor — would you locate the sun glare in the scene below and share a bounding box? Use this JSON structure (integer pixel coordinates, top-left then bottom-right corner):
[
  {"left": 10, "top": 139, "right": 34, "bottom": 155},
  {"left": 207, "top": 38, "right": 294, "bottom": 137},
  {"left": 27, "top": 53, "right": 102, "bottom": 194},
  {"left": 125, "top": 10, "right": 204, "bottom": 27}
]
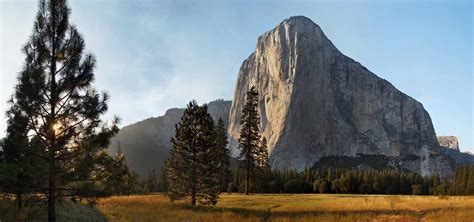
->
[{"left": 53, "top": 122, "right": 61, "bottom": 134}]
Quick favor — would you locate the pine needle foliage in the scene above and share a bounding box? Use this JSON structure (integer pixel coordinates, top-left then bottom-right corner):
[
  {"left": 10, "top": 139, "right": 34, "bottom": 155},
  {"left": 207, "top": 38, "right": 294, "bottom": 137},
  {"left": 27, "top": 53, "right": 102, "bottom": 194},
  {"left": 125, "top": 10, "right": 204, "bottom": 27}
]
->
[
  {"left": 1, "top": 0, "right": 119, "bottom": 221},
  {"left": 238, "top": 86, "right": 269, "bottom": 195},
  {"left": 166, "top": 101, "right": 222, "bottom": 206}
]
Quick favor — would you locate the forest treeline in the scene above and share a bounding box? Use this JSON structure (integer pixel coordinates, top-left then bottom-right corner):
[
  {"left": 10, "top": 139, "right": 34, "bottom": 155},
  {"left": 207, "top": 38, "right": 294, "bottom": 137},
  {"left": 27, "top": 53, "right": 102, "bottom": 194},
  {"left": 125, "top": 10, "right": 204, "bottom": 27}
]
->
[{"left": 140, "top": 165, "right": 474, "bottom": 196}]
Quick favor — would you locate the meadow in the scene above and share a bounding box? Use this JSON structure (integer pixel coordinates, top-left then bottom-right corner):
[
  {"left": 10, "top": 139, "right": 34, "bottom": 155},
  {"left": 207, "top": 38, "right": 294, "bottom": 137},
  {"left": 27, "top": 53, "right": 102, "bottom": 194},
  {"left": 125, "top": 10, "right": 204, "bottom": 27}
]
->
[{"left": 1, "top": 194, "right": 474, "bottom": 222}]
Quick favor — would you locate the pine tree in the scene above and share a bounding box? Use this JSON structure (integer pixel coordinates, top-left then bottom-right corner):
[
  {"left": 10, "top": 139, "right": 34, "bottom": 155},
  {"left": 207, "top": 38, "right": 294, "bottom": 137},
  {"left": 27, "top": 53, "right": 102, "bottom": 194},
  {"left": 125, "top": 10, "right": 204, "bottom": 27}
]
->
[
  {"left": 238, "top": 86, "right": 261, "bottom": 195},
  {"left": 166, "top": 101, "right": 220, "bottom": 205},
  {"left": 4, "top": 0, "right": 119, "bottom": 220},
  {"left": 146, "top": 169, "right": 158, "bottom": 193},
  {"left": 158, "top": 165, "right": 168, "bottom": 192},
  {"left": 461, "top": 166, "right": 470, "bottom": 195},
  {"left": 215, "top": 118, "right": 231, "bottom": 193},
  {"left": 0, "top": 105, "right": 39, "bottom": 210},
  {"left": 101, "top": 152, "right": 133, "bottom": 195},
  {"left": 465, "top": 166, "right": 474, "bottom": 195},
  {"left": 257, "top": 136, "right": 270, "bottom": 170}
]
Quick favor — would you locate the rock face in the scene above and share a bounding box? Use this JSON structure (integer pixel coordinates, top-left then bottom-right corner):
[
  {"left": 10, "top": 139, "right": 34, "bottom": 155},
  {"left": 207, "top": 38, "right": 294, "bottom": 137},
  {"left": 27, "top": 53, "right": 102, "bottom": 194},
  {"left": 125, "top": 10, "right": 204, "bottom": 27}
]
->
[
  {"left": 109, "top": 100, "right": 231, "bottom": 176},
  {"left": 228, "top": 16, "right": 452, "bottom": 177},
  {"left": 437, "top": 136, "right": 460, "bottom": 151},
  {"left": 438, "top": 136, "right": 474, "bottom": 166}
]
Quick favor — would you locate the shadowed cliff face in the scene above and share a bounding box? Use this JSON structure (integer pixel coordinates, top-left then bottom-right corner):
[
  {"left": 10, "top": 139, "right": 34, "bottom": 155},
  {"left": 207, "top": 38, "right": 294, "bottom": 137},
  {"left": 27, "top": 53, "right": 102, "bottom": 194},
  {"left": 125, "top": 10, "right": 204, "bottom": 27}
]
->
[
  {"left": 108, "top": 100, "right": 231, "bottom": 176},
  {"left": 227, "top": 16, "right": 452, "bottom": 177}
]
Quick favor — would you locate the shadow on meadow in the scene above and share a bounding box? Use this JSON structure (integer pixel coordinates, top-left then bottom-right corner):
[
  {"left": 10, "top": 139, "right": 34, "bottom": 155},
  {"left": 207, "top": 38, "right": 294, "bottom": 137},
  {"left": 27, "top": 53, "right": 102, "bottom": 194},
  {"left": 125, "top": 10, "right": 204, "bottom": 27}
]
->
[{"left": 0, "top": 197, "right": 107, "bottom": 222}]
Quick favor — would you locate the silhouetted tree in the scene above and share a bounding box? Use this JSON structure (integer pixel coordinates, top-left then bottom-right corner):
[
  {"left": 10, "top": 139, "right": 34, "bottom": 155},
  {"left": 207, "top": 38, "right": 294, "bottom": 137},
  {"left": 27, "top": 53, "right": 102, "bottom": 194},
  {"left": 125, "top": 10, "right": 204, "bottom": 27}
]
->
[
  {"left": 4, "top": 0, "right": 119, "bottom": 220},
  {"left": 0, "top": 107, "right": 43, "bottom": 210},
  {"left": 214, "top": 118, "right": 231, "bottom": 192},
  {"left": 238, "top": 86, "right": 261, "bottom": 195},
  {"left": 101, "top": 152, "right": 133, "bottom": 195},
  {"left": 165, "top": 101, "right": 220, "bottom": 205}
]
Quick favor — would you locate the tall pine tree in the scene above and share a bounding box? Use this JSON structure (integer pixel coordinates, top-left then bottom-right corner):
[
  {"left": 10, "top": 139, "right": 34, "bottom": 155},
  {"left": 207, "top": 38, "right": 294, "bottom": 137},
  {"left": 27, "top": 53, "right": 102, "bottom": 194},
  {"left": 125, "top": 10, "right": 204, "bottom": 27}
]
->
[
  {"left": 215, "top": 118, "right": 231, "bottom": 193},
  {"left": 166, "top": 101, "right": 220, "bottom": 205},
  {"left": 4, "top": 0, "right": 119, "bottom": 220},
  {"left": 238, "top": 86, "right": 262, "bottom": 195}
]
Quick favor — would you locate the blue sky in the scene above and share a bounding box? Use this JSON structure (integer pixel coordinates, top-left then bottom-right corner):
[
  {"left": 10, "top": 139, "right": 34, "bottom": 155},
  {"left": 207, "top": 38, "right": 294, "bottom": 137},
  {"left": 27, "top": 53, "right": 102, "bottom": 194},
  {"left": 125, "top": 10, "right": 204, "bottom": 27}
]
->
[{"left": 1, "top": 0, "right": 472, "bottom": 152}]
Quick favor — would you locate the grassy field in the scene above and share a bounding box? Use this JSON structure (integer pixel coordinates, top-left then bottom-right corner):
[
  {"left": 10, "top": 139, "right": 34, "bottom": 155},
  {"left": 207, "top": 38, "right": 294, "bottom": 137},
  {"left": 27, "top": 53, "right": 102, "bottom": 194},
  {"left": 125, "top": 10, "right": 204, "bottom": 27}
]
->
[{"left": 1, "top": 194, "right": 474, "bottom": 221}]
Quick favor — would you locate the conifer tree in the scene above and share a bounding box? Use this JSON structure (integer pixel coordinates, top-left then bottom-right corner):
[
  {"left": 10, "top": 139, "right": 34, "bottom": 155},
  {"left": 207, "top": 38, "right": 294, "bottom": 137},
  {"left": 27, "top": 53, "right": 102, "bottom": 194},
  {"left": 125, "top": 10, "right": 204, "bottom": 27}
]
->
[
  {"left": 215, "top": 118, "right": 231, "bottom": 192},
  {"left": 238, "top": 86, "right": 262, "bottom": 195},
  {"left": 4, "top": 0, "right": 118, "bottom": 220},
  {"left": 257, "top": 137, "right": 270, "bottom": 170},
  {"left": 146, "top": 169, "right": 158, "bottom": 193},
  {"left": 98, "top": 151, "right": 133, "bottom": 195},
  {"left": 449, "top": 166, "right": 464, "bottom": 195},
  {"left": 461, "top": 166, "right": 470, "bottom": 194},
  {"left": 466, "top": 166, "right": 474, "bottom": 195},
  {"left": 166, "top": 101, "right": 220, "bottom": 205},
  {"left": 0, "top": 106, "right": 34, "bottom": 210}
]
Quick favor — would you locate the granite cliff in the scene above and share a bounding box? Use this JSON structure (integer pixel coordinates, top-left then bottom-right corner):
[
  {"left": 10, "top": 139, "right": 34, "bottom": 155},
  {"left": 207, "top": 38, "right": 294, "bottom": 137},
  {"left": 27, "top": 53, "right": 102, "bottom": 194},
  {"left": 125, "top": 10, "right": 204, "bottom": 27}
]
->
[{"left": 227, "top": 16, "right": 453, "bottom": 177}]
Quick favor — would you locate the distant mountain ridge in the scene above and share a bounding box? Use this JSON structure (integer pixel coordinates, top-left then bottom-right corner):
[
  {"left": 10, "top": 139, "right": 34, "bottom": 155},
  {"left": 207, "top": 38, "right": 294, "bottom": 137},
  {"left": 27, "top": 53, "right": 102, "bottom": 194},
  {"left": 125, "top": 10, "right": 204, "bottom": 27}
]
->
[{"left": 108, "top": 100, "right": 231, "bottom": 176}]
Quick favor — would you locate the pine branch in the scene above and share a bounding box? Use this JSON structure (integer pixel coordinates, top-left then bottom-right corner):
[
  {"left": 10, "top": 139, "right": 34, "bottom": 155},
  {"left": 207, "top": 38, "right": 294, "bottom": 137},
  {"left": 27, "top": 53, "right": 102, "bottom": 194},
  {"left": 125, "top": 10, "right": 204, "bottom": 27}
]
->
[{"left": 56, "top": 116, "right": 89, "bottom": 136}]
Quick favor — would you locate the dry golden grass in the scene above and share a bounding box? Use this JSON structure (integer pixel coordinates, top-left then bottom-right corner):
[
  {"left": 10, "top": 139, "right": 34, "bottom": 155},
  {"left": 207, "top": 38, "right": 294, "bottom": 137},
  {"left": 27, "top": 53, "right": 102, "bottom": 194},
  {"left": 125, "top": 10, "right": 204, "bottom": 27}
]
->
[
  {"left": 95, "top": 194, "right": 474, "bottom": 222},
  {"left": 1, "top": 194, "right": 473, "bottom": 221}
]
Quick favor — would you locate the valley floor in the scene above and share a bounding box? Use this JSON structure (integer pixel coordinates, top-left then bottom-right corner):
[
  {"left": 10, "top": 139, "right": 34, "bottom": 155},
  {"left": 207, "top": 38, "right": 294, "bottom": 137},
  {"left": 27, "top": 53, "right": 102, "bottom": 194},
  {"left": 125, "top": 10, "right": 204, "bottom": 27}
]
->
[{"left": 2, "top": 194, "right": 474, "bottom": 221}]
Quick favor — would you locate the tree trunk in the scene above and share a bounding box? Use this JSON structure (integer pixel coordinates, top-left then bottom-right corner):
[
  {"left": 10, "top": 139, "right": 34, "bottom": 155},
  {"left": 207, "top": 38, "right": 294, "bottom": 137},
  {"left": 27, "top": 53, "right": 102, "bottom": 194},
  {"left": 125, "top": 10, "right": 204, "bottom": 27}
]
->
[
  {"left": 48, "top": 174, "right": 56, "bottom": 222},
  {"left": 17, "top": 192, "right": 22, "bottom": 210},
  {"left": 48, "top": 4, "right": 57, "bottom": 221},
  {"left": 191, "top": 188, "right": 196, "bottom": 205},
  {"left": 245, "top": 157, "right": 250, "bottom": 195},
  {"left": 191, "top": 146, "right": 197, "bottom": 205}
]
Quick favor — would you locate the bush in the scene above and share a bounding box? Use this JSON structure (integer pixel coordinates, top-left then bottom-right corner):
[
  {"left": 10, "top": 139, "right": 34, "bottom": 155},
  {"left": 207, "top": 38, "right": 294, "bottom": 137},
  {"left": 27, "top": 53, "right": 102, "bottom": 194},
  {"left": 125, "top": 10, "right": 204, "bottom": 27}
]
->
[
  {"left": 227, "top": 182, "right": 238, "bottom": 193},
  {"left": 319, "top": 181, "right": 329, "bottom": 194},
  {"left": 412, "top": 184, "right": 423, "bottom": 195},
  {"left": 284, "top": 179, "right": 304, "bottom": 193},
  {"left": 313, "top": 180, "right": 321, "bottom": 193},
  {"left": 268, "top": 180, "right": 282, "bottom": 193}
]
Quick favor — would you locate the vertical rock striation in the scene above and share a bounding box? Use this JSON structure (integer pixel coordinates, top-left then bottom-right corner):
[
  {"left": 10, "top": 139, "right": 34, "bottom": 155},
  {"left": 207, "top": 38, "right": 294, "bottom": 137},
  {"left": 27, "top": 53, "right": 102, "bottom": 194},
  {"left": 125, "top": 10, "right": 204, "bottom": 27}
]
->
[{"left": 227, "top": 16, "right": 452, "bottom": 177}]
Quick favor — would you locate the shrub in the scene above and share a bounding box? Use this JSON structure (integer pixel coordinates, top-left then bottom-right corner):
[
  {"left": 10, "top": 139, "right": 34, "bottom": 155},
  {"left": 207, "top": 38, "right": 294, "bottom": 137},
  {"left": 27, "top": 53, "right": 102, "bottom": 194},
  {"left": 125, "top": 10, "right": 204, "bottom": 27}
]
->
[
  {"left": 319, "top": 181, "right": 329, "bottom": 194},
  {"left": 284, "top": 179, "right": 304, "bottom": 193},
  {"left": 412, "top": 184, "right": 423, "bottom": 195}
]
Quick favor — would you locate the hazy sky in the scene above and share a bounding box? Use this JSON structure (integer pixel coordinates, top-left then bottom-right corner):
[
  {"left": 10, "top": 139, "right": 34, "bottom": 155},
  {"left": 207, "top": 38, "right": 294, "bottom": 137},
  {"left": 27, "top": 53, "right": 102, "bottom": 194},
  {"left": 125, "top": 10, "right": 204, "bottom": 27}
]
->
[{"left": 1, "top": 0, "right": 472, "bottom": 152}]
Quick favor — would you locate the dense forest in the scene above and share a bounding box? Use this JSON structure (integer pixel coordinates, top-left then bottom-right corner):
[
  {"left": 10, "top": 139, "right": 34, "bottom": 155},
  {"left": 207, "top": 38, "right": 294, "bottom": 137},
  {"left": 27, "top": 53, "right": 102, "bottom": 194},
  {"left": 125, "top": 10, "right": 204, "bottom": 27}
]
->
[{"left": 141, "top": 165, "right": 474, "bottom": 196}]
